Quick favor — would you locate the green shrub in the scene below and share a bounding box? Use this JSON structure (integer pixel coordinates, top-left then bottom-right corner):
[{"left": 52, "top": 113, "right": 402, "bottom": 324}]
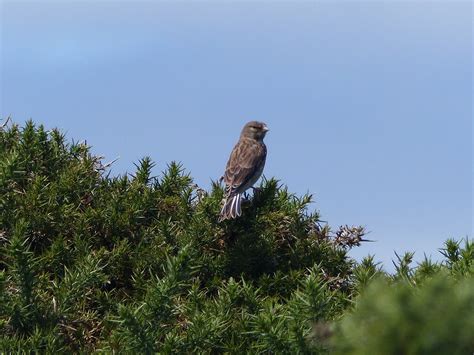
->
[
  {"left": 0, "top": 120, "right": 471, "bottom": 353},
  {"left": 332, "top": 273, "right": 474, "bottom": 355},
  {"left": 332, "top": 238, "right": 473, "bottom": 354}
]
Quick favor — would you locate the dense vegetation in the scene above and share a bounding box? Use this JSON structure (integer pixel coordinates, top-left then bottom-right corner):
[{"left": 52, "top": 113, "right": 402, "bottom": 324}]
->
[{"left": 1, "top": 120, "right": 473, "bottom": 353}]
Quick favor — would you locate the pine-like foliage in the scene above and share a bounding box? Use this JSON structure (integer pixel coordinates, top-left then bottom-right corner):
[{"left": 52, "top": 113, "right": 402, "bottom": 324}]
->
[
  {"left": 0, "top": 120, "right": 472, "bottom": 353},
  {"left": 332, "top": 239, "right": 474, "bottom": 355}
]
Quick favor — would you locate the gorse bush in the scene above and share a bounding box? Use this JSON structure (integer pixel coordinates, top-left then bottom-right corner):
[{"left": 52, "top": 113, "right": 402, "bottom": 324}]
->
[
  {"left": 0, "top": 120, "right": 472, "bottom": 353},
  {"left": 333, "top": 273, "right": 474, "bottom": 355},
  {"left": 333, "top": 239, "right": 473, "bottom": 355}
]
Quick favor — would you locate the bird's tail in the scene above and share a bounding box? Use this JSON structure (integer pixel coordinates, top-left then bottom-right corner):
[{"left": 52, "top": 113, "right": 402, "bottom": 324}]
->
[{"left": 218, "top": 193, "right": 242, "bottom": 222}]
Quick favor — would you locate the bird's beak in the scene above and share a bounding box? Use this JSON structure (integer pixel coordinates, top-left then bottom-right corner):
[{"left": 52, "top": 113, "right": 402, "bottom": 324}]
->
[{"left": 263, "top": 125, "right": 269, "bottom": 132}]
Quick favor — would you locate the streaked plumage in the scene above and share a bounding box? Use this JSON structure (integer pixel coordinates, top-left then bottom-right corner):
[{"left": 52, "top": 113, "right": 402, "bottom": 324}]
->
[{"left": 219, "top": 121, "right": 269, "bottom": 221}]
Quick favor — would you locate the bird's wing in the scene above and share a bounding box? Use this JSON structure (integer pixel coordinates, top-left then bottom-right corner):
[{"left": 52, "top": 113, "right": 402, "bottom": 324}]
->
[{"left": 224, "top": 138, "right": 266, "bottom": 195}]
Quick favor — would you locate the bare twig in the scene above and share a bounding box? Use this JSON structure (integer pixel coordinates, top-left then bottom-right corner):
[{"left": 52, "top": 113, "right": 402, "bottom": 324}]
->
[
  {"left": 0, "top": 116, "right": 12, "bottom": 129},
  {"left": 333, "top": 225, "right": 369, "bottom": 249},
  {"left": 103, "top": 156, "right": 120, "bottom": 169}
]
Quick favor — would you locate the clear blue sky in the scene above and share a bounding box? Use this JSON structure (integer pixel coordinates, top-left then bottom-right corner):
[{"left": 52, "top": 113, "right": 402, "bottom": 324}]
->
[{"left": 1, "top": 1, "right": 472, "bottom": 270}]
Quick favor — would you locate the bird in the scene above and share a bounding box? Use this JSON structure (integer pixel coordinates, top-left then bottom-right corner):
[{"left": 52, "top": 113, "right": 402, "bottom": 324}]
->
[{"left": 219, "top": 121, "right": 269, "bottom": 222}]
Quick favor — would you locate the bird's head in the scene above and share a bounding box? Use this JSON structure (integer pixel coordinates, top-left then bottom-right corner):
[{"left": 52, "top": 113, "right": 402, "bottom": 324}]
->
[{"left": 241, "top": 121, "right": 269, "bottom": 141}]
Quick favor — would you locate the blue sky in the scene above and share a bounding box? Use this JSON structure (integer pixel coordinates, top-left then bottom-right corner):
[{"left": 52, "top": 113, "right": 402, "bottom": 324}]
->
[{"left": 1, "top": 1, "right": 472, "bottom": 270}]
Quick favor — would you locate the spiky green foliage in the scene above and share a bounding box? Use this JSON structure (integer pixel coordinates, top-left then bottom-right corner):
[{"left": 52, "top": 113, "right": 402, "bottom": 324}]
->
[
  {"left": 0, "top": 120, "right": 472, "bottom": 353},
  {"left": 332, "top": 239, "right": 474, "bottom": 354},
  {"left": 0, "top": 120, "right": 363, "bottom": 353}
]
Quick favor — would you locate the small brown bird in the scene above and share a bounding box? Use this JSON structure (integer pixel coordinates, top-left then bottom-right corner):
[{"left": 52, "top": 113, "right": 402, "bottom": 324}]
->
[{"left": 219, "top": 121, "right": 269, "bottom": 221}]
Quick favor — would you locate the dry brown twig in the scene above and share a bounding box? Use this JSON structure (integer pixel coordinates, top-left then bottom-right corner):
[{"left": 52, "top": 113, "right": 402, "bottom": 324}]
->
[{"left": 0, "top": 116, "right": 12, "bottom": 129}]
